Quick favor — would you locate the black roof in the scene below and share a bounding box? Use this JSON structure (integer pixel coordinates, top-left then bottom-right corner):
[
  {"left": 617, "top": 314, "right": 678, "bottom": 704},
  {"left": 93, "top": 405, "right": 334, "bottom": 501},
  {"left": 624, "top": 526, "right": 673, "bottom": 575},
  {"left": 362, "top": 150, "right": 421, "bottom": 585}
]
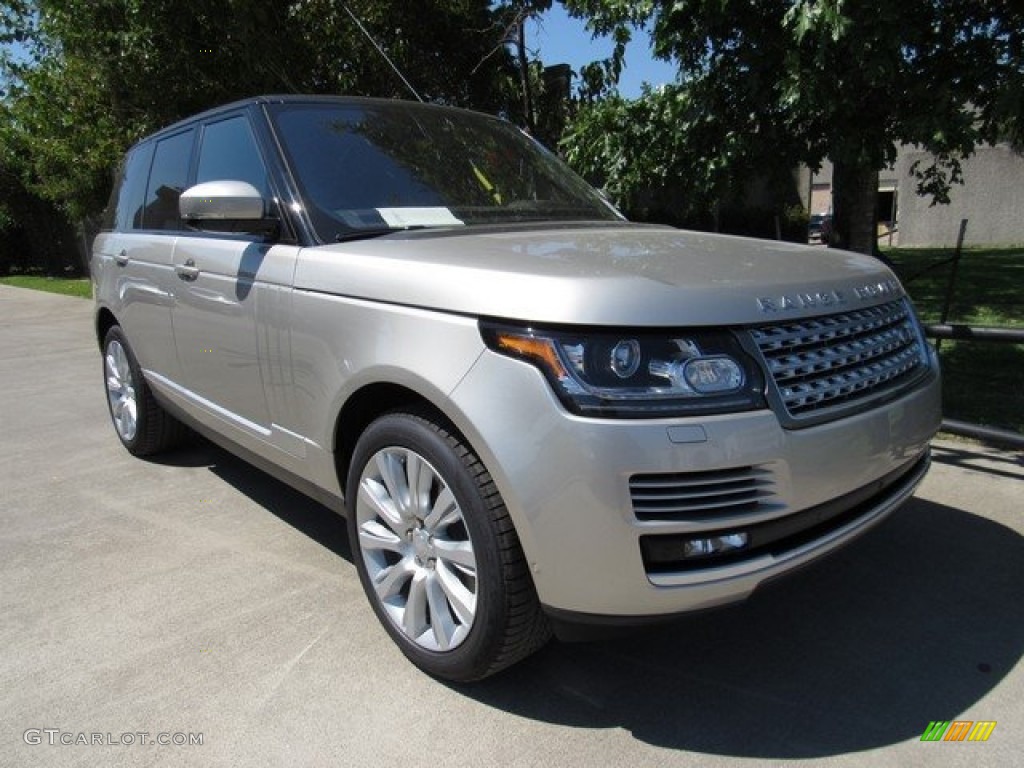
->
[{"left": 136, "top": 94, "right": 494, "bottom": 146}]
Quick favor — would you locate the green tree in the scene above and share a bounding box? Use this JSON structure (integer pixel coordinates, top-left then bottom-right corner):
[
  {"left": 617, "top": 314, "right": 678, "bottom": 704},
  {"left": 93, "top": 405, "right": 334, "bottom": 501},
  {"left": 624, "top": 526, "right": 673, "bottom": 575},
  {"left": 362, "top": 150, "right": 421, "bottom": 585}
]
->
[
  {"left": 562, "top": 82, "right": 805, "bottom": 237},
  {"left": 1, "top": 0, "right": 518, "bottom": 231},
  {"left": 564, "top": 0, "right": 1023, "bottom": 254},
  {"left": 0, "top": 160, "right": 80, "bottom": 275}
]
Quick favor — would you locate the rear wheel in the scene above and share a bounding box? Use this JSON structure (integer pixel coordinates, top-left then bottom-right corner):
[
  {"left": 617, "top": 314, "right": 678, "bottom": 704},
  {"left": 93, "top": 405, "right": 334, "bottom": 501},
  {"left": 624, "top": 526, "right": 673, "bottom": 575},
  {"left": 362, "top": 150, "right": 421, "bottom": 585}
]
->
[
  {"left": 346, "top": 410, "right": 550, "bottom": 681},
  {"left": 102, "top": 326, "right": 185, "bottom": 456}
]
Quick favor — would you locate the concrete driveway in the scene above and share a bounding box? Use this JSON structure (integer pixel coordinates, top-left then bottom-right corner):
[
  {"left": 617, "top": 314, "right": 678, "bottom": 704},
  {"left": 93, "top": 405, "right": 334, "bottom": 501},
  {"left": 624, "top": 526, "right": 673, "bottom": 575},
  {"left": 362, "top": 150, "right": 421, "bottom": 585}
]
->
[{"left": 1, "top": 284, "right": 1021, "bottom": 767}]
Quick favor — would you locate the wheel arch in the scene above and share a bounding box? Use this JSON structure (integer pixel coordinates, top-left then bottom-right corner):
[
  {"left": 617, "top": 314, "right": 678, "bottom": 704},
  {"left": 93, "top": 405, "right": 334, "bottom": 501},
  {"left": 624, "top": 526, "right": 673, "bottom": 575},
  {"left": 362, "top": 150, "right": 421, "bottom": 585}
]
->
[
  {"left": 333, "top": 382, "right": 459, "bottom": 499},
  {"left": 95, "top": 306, "right": 119, "bottom": 349}
]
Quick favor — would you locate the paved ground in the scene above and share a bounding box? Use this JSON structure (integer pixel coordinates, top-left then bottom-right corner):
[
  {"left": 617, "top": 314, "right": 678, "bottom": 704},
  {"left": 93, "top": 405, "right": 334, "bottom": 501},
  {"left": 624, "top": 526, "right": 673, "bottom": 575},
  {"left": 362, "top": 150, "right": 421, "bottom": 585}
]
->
[{"left": 1, "top": 284, "right": 1021, "bottom": 768}]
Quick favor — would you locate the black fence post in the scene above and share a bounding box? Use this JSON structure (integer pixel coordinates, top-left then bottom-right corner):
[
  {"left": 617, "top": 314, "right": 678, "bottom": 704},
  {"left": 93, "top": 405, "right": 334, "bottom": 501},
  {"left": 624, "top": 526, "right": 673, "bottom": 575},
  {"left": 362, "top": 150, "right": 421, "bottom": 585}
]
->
[{"left": 936, "top": 218, "right": 968, "bottom": 353}]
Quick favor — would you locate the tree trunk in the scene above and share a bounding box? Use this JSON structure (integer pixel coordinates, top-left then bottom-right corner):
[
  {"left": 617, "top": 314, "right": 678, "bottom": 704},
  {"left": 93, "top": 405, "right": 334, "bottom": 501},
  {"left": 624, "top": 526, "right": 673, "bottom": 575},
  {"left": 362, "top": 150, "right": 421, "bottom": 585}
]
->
[{"left": 830, "top": 162, "right": 878, "bottom": 255}]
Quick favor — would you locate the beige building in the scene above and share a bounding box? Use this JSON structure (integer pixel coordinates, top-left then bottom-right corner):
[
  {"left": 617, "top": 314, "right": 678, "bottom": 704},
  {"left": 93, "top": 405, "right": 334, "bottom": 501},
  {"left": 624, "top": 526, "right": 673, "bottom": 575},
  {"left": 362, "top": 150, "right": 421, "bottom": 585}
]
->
[{"left": 806, "top": 143, "right": 1024, "bottom": 247}]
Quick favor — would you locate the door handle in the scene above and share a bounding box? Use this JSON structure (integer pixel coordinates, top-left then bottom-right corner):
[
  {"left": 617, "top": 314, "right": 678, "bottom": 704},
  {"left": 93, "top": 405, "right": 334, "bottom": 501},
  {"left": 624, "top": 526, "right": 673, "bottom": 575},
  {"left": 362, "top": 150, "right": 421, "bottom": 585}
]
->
[
  {"left": 114, "top": 249, "right": 129, "bottom": 267},
  {"left": 175, "top": 258, "right": 200, "bottom": 281}
]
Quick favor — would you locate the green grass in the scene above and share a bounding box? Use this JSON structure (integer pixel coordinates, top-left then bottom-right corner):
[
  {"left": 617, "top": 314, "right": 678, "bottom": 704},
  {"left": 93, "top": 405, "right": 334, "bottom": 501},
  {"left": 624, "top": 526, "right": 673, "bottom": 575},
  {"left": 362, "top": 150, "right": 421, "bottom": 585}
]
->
[
  {"left": 883, "top": 246, "right": 1023, "bottom": 327},
  {"left": 0, "top": 274, "right": 92, "bottom": 299},
  {"left": 884, "top": 246, "right": 1024, "bottom": 434}
]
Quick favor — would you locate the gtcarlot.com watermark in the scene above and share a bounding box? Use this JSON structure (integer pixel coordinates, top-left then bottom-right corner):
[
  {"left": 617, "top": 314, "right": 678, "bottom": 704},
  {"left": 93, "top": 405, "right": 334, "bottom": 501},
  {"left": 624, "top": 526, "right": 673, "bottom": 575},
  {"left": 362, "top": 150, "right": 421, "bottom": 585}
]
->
[{"left": 24, "top": 729, "right": 203, "bottom": 747}]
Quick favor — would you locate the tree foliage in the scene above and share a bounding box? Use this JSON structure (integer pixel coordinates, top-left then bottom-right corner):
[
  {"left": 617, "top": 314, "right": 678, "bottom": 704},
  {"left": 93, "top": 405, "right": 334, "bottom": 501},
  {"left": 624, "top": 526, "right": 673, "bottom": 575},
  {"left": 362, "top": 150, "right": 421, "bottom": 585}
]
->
[
  {"left": 563, "top": 85, "right": 714, "bottom": 217},
  {"left": 0, "top": 1, "right": 518, "bottom": 224},
  {"left": 563, "top": 0, "right": 1024, "bottom": 253},
  {"left": 563, "top": 83, "right": 806, "bottom": 238}
]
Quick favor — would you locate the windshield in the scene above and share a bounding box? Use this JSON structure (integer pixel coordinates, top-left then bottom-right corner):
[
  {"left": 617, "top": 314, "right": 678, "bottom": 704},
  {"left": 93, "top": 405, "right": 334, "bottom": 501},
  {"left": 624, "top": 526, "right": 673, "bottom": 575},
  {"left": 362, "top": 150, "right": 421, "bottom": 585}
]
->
[{"left": 267, "top": 100, "right": 622, "bottom": 242}]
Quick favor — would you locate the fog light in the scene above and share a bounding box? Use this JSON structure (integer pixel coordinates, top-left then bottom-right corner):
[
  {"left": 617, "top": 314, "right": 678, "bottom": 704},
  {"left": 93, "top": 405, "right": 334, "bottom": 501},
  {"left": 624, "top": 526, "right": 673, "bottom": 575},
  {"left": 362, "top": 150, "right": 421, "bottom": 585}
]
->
[{"left": 683, "top": 532, "right": 749, "bottom": 558}]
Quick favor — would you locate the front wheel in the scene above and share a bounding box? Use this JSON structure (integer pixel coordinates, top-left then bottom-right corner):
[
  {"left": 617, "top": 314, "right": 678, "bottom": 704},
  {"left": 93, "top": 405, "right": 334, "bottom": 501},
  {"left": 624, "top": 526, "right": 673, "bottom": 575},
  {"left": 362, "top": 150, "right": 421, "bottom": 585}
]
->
[{"left": 346, "top": 410, "right": 550, "bottom": 681}]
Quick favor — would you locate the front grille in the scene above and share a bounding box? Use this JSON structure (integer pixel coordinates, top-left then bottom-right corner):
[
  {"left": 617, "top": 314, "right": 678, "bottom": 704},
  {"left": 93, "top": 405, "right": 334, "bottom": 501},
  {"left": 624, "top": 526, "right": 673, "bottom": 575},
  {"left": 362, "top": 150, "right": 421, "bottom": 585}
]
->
[
  {"left": 630, "top": 465, "right": 777, "bottom": 522},
  {"left": 750, "top": 299, "right": 927, "bottom": 419}
]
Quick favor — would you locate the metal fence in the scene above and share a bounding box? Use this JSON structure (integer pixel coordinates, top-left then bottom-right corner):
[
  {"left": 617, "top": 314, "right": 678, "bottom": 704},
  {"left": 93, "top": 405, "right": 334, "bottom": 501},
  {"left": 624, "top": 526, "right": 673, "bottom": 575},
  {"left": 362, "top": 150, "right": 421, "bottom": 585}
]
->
[
  {"left": 911, "top": 218, "right": 1024, "bottom": 450},
  {"left": 923, "top": 323, "right": 1024, "bottom": 450}
]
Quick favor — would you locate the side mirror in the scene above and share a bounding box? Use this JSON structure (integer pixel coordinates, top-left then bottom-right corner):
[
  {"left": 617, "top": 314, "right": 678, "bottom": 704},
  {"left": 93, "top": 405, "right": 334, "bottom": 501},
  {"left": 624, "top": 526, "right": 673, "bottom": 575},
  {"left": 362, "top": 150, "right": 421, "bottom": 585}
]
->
[{"left": 180, "top": 180, "right": 279, "bottom": 237}]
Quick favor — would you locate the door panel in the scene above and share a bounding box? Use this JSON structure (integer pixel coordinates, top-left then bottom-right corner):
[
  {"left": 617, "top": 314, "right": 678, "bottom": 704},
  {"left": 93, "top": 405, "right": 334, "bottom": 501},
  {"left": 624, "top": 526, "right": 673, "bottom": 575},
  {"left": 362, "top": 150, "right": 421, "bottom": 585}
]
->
[
  {"left": 169, "top": 237, "right": 274, "bottom": 429},
  {"left": 106, "top": 231, "right": 181, "bottom": 382}
]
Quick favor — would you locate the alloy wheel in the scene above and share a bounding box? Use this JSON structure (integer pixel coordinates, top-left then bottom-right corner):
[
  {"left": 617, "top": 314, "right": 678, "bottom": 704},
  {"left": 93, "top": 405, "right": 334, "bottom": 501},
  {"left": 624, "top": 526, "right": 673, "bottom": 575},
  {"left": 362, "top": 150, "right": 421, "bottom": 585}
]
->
[
  {"left": 105, "top": 339, "right": 138, "bottom": 442},
  {"left": 355, "top": 447, "right": 478, "bottom": 652}
]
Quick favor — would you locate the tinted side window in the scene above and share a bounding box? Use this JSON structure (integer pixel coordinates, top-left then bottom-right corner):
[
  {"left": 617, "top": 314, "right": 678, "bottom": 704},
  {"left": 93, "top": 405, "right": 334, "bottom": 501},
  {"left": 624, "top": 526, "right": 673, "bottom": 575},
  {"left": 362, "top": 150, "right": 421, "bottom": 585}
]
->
[
  {"left": 141, "top": 129, "right": 194, "bottom": 231},
  {"left": 196, "top": 116, "right": 268, "bottom": 196},
  {"left": 103, "top": 142, "right": 154, "bottom": 232}
]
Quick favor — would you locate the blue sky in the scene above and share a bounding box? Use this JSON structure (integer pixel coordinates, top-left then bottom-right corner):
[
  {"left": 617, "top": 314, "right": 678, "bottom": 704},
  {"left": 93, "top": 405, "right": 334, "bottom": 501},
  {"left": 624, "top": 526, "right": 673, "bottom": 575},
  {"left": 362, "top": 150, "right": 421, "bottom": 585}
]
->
[{"left": 531, "top": 5, "right": 677, "bottom": 98}]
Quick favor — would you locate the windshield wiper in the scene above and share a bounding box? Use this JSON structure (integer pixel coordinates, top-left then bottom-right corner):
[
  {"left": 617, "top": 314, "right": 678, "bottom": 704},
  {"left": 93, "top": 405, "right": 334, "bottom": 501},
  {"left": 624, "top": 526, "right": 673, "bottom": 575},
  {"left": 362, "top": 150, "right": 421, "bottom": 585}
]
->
[{"left": 334, "top": 225, "right": 430, "bottom": 243}]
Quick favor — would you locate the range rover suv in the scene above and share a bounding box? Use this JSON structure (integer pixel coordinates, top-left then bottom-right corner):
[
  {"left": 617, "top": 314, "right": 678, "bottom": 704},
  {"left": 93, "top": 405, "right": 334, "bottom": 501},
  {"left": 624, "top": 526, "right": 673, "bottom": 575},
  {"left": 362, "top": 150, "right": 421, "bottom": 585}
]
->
[{"left": 91, "top": 95, "right": 941, "bottom": 681}]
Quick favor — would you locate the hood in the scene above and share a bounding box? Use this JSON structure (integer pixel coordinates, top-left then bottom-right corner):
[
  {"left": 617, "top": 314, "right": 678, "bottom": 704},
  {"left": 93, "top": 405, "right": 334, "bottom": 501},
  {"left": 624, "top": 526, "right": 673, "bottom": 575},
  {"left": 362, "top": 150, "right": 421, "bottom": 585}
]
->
[{"left": 292, "top": 223, "right": 904, "bottom": 327}]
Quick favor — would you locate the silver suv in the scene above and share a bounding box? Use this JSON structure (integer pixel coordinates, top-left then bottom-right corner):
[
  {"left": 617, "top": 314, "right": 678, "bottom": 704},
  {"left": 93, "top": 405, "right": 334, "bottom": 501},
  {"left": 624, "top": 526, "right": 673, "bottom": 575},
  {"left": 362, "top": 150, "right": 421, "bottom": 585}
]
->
[{"left": 91, "top": 95, "right": 941, "bottom": 681}]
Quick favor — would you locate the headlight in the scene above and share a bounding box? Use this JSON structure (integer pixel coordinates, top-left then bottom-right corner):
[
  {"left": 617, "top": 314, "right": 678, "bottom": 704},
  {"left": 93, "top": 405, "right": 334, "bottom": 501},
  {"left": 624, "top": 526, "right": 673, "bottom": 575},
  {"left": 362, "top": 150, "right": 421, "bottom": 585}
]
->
[{"left": 481, "top": 322, "right": 766, "bottom": 418}]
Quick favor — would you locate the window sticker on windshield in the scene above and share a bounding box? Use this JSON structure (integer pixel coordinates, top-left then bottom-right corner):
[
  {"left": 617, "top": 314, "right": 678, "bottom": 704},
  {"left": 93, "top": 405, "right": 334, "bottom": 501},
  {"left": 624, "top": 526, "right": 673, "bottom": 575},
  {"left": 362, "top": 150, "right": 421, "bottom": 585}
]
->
[{"left": 376, "top": 207, "right": 465, "bottom": 228}]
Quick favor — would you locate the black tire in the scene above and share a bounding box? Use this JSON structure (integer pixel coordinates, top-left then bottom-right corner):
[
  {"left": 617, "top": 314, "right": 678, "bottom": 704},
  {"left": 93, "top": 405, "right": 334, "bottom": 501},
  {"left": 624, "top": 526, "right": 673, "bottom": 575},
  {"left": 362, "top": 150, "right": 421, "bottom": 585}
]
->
[
  {"left": 102, "top": 325, "right": 186, "bottom": 456},
  {"left": 346, "top": 410, "right": 550, "bottom": 681}
]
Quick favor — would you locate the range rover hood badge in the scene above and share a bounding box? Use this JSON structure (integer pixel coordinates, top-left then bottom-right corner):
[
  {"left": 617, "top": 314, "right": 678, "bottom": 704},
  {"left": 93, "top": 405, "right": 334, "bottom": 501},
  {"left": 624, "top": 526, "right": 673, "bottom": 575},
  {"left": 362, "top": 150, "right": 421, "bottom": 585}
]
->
[{"left": 757, "top": 279, "right": 902, "bottom": 313}]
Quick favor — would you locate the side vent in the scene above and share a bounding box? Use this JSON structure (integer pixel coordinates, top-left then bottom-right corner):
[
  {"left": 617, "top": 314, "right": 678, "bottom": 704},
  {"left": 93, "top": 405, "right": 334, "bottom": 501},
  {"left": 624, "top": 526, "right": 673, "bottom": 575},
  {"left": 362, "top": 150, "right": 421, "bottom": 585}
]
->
[{"left": 629, "top": 466, "right": 776, "bottom": 522}]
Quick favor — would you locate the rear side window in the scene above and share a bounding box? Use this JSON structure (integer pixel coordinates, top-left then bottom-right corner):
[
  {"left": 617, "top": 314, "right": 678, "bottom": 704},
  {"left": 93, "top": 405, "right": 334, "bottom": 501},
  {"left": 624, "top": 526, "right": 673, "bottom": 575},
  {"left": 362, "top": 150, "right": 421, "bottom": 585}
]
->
[
  {"left": 103, "top": 142, "right": 154, "bottom": 232},
  {"left": 140, "top": 129, "right": 195, "bottom": 231},
  {"left": 196, "top": 115, "right": 269, "bottom": 197}
]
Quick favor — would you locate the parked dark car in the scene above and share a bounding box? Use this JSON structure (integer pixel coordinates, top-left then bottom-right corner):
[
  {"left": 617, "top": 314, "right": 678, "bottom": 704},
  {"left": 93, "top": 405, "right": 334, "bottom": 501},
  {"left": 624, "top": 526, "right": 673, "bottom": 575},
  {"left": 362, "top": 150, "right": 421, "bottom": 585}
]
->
[{"left": 808, "top": 213, "right": 833, "bottom": 244}]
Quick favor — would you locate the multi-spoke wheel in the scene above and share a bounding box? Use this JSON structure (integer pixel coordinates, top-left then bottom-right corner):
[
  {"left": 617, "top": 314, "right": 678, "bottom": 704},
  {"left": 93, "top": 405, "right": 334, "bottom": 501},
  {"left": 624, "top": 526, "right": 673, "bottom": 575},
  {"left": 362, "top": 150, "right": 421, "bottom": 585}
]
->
[
  {"left": 347, "top": 411, "right": 550, "bottom": 681},
  {"left": 105, "top": 336, "right": 139, "bottom": 443},
  {"left": 357, "top": 447, "right": 478, "bottom": 652},
  {"left": 102, "top": 326, "right": 185, "bottom": 456}
]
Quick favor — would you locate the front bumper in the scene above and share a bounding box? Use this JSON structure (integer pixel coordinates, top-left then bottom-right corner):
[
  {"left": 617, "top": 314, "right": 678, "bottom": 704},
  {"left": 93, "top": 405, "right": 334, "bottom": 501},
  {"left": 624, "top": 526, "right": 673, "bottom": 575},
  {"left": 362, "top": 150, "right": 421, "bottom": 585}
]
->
[{"left": 448, "top": 350, "right": 942, "bottom": 618}]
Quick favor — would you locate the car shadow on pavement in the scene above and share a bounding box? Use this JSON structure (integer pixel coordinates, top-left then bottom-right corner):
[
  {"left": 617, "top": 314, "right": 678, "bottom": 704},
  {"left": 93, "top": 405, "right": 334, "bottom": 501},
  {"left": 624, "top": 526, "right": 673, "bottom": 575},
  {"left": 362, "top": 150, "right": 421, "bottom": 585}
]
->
[
  {"left": 191, "top": 438, "right": 353, "bottom": 563},
  {"left": 458, "top": 497, "right": 1023, "bottom": 758},
  {"left": 155, "top": 438, "right": 1021, "bottom": 758}
]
